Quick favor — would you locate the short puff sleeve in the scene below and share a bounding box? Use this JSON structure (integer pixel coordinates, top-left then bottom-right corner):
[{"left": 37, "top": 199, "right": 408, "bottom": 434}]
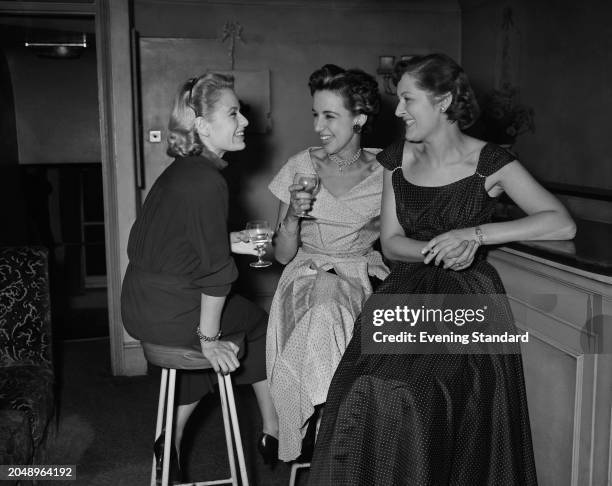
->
[
  {"left": 376, "top": 139, "right": 405, "bottom": 170},
  {"left": 268, "top": 150, "right": 313, "bottom": 204},
  {"left": 476, "top": 144, "right": 517, "bottom": 177}
]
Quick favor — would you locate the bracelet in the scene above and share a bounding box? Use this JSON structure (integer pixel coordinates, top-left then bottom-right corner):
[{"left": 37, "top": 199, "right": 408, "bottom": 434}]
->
[
  {"left": 196, "top": 326, "right": 222, "bottom": 342},
  {"left": 474, "top": 226, "right": 485, "bottom": 245}
]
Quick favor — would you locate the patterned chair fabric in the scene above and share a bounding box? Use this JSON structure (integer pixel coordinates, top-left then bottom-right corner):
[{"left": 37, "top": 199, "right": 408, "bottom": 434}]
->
[
  {"left": 0, "top": 246, "right": 54, "bottom": 461},
  {"left": 0, "top": 247, "right": 53, "bottom": 367}
]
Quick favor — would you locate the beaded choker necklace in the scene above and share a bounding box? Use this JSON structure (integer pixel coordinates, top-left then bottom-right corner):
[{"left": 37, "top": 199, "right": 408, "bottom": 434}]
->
[{"left": 329, "top": 148, "right": 362, "bottom": 173}]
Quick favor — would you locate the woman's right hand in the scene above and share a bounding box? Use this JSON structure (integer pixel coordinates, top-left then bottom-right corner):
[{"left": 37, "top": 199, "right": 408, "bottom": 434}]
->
[
  {"left": 288, "top": 183, "right": 314, "bottom": 217},
  {"left": 199, "top": 340, "right": 240, "bottom": 375},
  {"left": 442, "top": 240, "right": 479, "bottom": 271}
]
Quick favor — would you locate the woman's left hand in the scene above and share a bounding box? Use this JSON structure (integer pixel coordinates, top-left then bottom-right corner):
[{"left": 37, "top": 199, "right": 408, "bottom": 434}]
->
[
  {"left": 230, "top": 231, "right": 259, "bottom": 255},
  {"left": 422, "top": 228, "right": 476, "bottom": 265}
]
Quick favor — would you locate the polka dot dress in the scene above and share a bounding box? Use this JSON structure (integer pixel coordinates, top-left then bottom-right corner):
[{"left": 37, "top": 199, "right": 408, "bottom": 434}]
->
[{"left": 308, "top": 142, "right": 538, "bottom": 486}]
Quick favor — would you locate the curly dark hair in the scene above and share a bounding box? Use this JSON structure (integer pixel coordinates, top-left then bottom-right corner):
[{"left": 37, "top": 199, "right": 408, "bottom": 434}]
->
[
  {"left": 392, "top": 53, "right": 479, "bottom": 130},
  {"left": 308, "top": 64, "right": 380, "bottom": 132}
]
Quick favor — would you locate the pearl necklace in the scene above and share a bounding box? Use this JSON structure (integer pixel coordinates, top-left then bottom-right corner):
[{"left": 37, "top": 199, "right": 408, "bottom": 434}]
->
[{"left": 328, "top": 148, "right": 362, "bottom": 173}]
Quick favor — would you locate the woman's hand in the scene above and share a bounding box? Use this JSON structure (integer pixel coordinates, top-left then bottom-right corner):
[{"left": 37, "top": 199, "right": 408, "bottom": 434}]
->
[
  {"left": 288, "top": 183, "right": 314, "bottom": 217},
  {"left": 199, "top": 340, "right": 240, "bottom": 375},
  {"left": 422, "top": 228, "right": 477, "bottom": 266},
  {"left": 230, "top": 231, "right": 258, "bottom": 255},
  {"left": 442, "top": 240, "right": 479, "bottom": 271}
]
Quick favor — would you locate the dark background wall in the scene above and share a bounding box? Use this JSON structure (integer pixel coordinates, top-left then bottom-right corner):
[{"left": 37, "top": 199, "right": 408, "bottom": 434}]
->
[
  {"left": 0, "top": 48, "right": 27, "bottom": 244},
  {"left": 5, "top": 45, "right": 100, "bottom": 165},
  {"left": 461, "top": 0, "right": 612, "bottom": 192},
  {"left": 133, "top": 0, "right": 463, "bottom": 223}
]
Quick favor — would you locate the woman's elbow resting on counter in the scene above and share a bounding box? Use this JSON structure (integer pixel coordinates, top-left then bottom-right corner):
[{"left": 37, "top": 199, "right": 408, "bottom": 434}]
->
[
  {"left": 548, "top": 211, "right": 577, "bottom": 240},
  {"left": 560, "top": 219, "right": 577, "bottom": 240}
]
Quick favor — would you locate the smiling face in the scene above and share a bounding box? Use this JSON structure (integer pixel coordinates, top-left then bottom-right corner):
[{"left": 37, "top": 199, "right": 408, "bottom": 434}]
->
[
  {"left": 198, "top": 88, "right": 248, "bottom": 157},
  {"left": 312, "top": 90, "right": 363, "bottom": 156},
  {"left": 395, "top": 74, "right": 446, "bottom": 142}
]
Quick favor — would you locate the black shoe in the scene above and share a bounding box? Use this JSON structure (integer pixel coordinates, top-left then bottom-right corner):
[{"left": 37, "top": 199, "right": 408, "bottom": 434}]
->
[
  {"left": 154, "top": 432, "right": 182, "bottom": 485},
  {"left": 257, "top": 433, "right": 279, "bottom": 468},
  {"left": 296, "top": 406, "right": 320, "bottom": 463}
]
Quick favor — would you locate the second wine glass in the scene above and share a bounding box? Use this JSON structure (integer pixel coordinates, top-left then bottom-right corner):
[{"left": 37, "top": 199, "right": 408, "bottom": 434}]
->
[
  {"left": 293, "top": 172, "right": 319, "bottom": 218},
  {"left": 245, "top": 220, "right": 272, "bottom": 268}
]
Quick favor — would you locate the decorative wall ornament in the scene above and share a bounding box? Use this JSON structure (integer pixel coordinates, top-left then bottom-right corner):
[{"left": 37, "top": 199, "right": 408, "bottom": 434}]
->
[
  {"left": 481, "top": 85, "right": 535, "bottom": 146},
  {"left": 495, "top": 6, "right": 521, "bottom": 90},
  {"left": 220, "top": 21, "right": 245, "bottom": 70},
  {"left": 481, "top": 7, "right": 534, "bottom": 147},
  {"left": 376, "top": 55, "right": 396, "bottom": 94}
]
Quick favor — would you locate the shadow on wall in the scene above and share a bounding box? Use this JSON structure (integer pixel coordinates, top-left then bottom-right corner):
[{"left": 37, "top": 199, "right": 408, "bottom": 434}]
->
[
  {"left": 224, "top": 132, "right": 274, "bottom": 227},
  {"left": 369, "top": 94, "right": 405, "bottom": 150}
]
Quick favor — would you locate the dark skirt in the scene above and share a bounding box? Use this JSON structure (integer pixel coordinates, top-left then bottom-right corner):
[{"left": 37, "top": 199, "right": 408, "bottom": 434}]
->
[
  {"left": 141, "top": 293, "right": 268, "bottom": 405},
  {"left": 308, "top": 261, "right": 538, "bottom": 486}
]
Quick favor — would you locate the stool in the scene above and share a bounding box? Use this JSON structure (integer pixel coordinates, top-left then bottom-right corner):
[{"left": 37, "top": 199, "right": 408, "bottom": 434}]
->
[
  {"left": 142, "top": 341, "right": 249, "bottom": 486},
  {"left": 289, "top": 462, "right": 310, "bottom": 486}
]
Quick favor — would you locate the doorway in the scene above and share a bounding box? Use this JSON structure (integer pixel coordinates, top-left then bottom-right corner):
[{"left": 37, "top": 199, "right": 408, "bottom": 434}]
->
[{"left": 0, "top": 13, "right": 108, "bottom": 340}]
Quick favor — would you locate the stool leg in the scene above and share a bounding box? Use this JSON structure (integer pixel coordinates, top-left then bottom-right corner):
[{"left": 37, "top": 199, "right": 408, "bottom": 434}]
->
[
  {"left": 223, "top": 374, "right": 249, "bottom": 486},
  {"left": 161, "top": 368, "right": 177, "bottom": 486},
  {"left": 151, "top": 368, "right": 169, "bottom": 486},
  {"left": 289, "top": 463, "right": 311, "bottom": 486},
  {"left": 217, "top": 373, "right": 238, "bottom": 486},
  {"left": 289, "top": 463, "right": 298, "bottom": 486}
]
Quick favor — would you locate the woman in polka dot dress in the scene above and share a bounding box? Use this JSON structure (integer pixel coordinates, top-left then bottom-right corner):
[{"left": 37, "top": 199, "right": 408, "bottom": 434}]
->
[{"left": 308, "top": 53, "right": 576, "bottom": 485}]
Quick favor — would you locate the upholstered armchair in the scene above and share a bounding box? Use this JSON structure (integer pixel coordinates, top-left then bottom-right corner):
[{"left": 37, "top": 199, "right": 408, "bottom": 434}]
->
[{"left": 0, "top": 247, "right": 55, "bottom": 465}]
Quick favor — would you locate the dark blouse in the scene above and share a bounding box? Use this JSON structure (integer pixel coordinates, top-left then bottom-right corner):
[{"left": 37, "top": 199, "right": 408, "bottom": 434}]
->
[{"left": 121, "top": 154, "right": 238, "bottom": 344}]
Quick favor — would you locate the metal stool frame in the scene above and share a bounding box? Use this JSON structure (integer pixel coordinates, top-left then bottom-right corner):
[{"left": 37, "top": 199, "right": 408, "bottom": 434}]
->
[
  {"left": 288, "top": 462, "right": 310, "bottom": 486},
  {"left": 152, "top": 366, "right": 249, "bottom": 486}
]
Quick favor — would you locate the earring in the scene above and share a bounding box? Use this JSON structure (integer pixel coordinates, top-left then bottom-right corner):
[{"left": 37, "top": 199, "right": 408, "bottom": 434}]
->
[
  {"left": 353, "top": 124, "right": 362, "bottom": 134},
  {"left": 441, "top": 106, "right": 447, "bottom": 113}
]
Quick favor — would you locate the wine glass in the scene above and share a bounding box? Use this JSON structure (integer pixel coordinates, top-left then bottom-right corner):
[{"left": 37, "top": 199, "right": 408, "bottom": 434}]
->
[
  {"left": 293, "top": 172, "right": 320, "bottom": 218},
  {"left": 245, "top": 220, "right": 273, "bottom": 268}
]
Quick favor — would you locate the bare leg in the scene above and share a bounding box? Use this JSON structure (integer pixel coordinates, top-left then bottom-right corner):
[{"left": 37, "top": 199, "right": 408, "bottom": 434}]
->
[
  {"left": 252, "top": 380, "right": 278, "bottom": 437},
  {"left": 174, "top": 400, "right": 199, "bottom": 459}
]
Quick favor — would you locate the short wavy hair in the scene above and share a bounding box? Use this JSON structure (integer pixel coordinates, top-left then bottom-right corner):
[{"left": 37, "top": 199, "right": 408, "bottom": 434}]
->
[
  {"left": 393, "top": 53, "right": 479, "bottom": 130},
  {"left": 308, "top": 64, "right": 380, "bottom": 132},
  {"left": 166, "top": 72, "right": 234, "bottom": 158}
]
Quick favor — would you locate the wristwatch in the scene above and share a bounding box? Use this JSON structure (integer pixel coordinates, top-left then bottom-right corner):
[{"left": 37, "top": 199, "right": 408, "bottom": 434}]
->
[{"left": 474, "top": 226, "right": 485, "bottom": 245}]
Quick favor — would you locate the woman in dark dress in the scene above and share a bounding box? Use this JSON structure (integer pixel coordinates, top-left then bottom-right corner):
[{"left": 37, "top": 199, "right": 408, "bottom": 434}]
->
[
  {"left": 121, "top": 73, "right": 278, "bottom": 476},
  {"left": 308, "top": 54, "right": 576, "bottom": 485}
]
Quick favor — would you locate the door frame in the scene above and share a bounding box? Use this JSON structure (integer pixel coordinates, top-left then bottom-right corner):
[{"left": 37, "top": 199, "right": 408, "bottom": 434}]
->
[{"left": 0, "top": 0, "right": 144, "bottom": 375}]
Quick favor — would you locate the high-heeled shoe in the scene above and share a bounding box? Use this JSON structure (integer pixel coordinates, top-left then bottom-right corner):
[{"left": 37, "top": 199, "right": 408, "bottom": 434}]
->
[
  {"left": 153, "top": 432, "right": 183, "bottom": 485},
  {"left": 257, "top": 433, "right": 279, "bottom": 468},
  {"left": 296, "top": 405, "right": 322, "bottom": 463}
]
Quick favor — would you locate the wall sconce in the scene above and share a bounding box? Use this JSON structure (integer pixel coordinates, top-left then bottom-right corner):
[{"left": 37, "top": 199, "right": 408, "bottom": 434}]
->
[{"left": 377, "top": 55, "right": 395, "bottom": 95}]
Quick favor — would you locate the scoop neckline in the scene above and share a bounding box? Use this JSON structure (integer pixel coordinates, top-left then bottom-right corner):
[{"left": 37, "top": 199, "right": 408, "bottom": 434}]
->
[{"left": 396, "top": 142, "right": 490, "bottom": 189}]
